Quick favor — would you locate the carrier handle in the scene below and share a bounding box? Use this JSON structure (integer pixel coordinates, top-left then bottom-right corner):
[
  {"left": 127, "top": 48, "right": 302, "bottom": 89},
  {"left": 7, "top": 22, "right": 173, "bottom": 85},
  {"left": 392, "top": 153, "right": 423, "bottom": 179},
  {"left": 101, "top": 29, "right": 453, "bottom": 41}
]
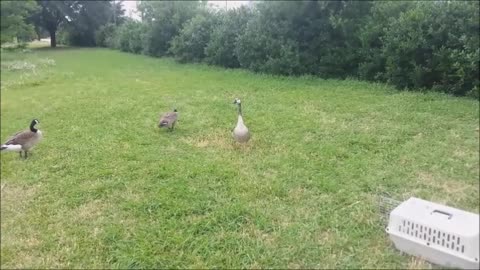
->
[{"left": 431, "top": 209, "right": 452, "bottom": 219}]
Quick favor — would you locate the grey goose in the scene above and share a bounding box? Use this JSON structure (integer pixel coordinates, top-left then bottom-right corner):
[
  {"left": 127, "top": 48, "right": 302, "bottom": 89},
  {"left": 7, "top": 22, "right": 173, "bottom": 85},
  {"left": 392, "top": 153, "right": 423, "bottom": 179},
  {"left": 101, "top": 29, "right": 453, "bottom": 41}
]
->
[
  {"left": 1, "top": 119, "right": 43, "bottom": 159},
  {"left": 158, "top": 109, "right": 178, "bottom": 131},
  {"left": 232, "top": 98, "right": 250, "bottom": 143}
]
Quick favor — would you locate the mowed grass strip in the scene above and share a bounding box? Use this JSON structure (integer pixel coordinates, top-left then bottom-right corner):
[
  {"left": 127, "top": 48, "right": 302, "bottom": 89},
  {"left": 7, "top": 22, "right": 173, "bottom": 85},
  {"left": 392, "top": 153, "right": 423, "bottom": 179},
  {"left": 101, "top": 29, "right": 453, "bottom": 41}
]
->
[{"left": 1, "top": 48, "right": 478, "bottom": 268}]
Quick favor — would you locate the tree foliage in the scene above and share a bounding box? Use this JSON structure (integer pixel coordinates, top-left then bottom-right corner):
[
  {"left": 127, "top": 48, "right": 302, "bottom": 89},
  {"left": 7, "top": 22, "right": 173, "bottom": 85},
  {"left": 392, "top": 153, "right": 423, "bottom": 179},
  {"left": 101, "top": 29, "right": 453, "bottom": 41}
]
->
[
  {"left": 138, "top": 1, "right": 202, "bottom": 56},
  {"left": 204, "top": 7, "right": 252, "bottom": 68},
  {"left": 31, "top": 1, "right": 123, "bottom": 47},
  {"left": 106, "top": 19, "right": 146, "bottom": 54},
  {"left": 169, "top": 12, "right": 220, "bottom": 63},
  {"left": 1, "top": 0, "right": 38, "bottom": 44},
  {"left": 381, "top": 1, "right": 479, "bottom": 97},
  {"left": 63, "top": 1, "right": 117, "bottom": 46},
  {"left": 32, "top": 0, "right": 77, "bottom": 47}
]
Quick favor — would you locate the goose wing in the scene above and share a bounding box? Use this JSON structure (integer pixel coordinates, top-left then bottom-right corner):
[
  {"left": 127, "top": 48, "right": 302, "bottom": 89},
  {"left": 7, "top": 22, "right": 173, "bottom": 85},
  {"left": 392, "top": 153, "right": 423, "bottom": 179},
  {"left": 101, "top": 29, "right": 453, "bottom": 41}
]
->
[
  {"left": 159, "top": 112, "right": 178, "bottom": 126},
  {"left": 4, "top": 130, "right": 35, "bottom": 145}
]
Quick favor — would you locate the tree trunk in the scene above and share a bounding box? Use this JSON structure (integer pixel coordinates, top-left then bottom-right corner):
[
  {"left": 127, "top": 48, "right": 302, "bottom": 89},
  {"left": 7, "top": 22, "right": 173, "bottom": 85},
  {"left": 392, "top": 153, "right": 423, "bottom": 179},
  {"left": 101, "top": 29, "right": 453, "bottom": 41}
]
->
[{"left": 50, "top": 31, "right": 56, "bottom": 48}]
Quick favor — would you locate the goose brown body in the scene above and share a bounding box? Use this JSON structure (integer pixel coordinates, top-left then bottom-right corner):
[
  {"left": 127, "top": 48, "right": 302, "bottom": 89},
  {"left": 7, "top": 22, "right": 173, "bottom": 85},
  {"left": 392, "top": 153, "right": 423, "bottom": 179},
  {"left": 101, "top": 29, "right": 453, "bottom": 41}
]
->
[
  {"left": 158, "top": 109, "right": 178, "bottom": 130},
  {"left": 1, "top": 119, "right": 43, "bottom": 158}
]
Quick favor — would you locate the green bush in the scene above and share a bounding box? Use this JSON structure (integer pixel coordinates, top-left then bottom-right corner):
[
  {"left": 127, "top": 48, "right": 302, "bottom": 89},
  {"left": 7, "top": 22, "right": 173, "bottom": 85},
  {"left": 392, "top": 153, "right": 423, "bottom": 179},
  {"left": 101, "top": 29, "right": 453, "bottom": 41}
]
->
[
  {"left": 357, "top": 2, "right": 414, "bottom": 81},
  {"left": 236, "top": 1, "right": 371, "bottom": 77},
  {"left": 169, "top": 12, "right": 220, "bottom": 63},
  {"left": 112, "top": 20, "right": 145, "bottom": 54},
  {"left": 1, "top": 0, "right": 38, "bottom": 44},
  {"left": 204, "top": 7, "right": 252, "bottom": 68},
  {"left": 139, "top": 1, "right": 201, "bottom": 57},
  {"left": 381, "top": 1, "right": 479, "bottom": 96},
  {"left": 235, "top": 6, "right": 302, "bottom": 75},
  {"left": 95, "top": 24, "right": 116, "bottom": 48}
]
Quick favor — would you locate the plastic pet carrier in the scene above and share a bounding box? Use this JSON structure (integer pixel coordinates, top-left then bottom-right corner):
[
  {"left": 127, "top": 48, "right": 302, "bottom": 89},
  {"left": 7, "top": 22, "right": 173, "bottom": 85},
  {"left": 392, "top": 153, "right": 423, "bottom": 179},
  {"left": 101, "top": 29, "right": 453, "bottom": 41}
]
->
[{"left": 386, "top": 197, "right": 479, "bottom": 269}]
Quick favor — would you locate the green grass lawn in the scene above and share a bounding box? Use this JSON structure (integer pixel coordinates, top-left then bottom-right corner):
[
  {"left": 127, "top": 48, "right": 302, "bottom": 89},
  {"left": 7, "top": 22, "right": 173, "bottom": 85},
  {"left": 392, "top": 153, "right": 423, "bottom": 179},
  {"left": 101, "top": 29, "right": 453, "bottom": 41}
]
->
[{"left": 1, "top": 47, "right": 479, "bottom": 269}]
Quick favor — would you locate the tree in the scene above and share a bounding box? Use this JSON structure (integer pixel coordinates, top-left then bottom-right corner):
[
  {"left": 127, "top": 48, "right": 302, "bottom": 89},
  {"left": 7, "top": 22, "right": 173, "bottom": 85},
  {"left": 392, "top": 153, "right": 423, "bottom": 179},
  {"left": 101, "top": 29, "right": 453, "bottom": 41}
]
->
[
  {"left": 32, "top": 1, "right": 122, "bottom": 47},
  {"left": 32, "top": 23, "right": 49, "bottom": 41},
  {"left": 65, "top": 1, "right": 118, "bottom": 46},
  {"left": 32, "top": 0, "right": 75, "bottom": 47},
  {"left": 1, "top": 0, "right": 38, "bottom": 44},
  {"left": 111, "top": 0, "right": 126, "bottom": 26}
]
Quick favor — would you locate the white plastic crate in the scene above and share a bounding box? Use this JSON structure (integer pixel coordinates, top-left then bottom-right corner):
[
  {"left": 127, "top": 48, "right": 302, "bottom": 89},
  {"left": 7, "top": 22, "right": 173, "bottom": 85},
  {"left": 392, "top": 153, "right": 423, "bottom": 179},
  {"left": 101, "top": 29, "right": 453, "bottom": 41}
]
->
[{"left": 386, "top": 197, "right": 479, "bottom": 269}]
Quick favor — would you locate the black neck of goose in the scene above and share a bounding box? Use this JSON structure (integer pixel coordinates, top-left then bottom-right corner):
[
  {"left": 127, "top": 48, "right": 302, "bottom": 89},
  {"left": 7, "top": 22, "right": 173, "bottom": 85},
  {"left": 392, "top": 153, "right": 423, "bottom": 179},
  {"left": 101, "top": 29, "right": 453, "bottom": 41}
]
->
[
  {"left": 237, "top": 103, "right": 242, "bottom": 116},
  {"left": 30, "top": 123, "right": 37, "bottom": 133}
]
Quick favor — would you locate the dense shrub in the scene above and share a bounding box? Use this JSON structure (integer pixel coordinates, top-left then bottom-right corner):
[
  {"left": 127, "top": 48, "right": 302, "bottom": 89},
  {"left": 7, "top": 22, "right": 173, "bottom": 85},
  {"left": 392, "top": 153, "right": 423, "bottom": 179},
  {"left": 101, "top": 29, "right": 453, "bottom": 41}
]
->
[
  {"left": 169, "top": 12, "right": 220, "bottom": 63},
  {"left": 235, "top": 5, "right": 302, "bottom": 75},
  {"left": 95, "top": 23, "right": 116, "bottom": 48},
  {"left": 236, "top": 1, "right": 371, "bottom": 77},
  {"left": 139, "top": 1, "right": 201, "bottom": 57},
  {"left": 381, "top": 1, "right": 479, "bottom": 97},
  {"left": 111, "top": 20, "right": 145, "bottom": 54},
  {"left": 357, "top": 2, "right": 414, "bottom": 81},
  {"left": 204, "top": 7, "right": 251, "bottom": 68}
]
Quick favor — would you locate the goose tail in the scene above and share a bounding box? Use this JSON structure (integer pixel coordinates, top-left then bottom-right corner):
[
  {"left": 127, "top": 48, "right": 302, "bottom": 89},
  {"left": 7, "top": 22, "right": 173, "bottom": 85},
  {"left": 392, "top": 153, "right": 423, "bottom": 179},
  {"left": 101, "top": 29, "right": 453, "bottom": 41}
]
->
[{"left": 1, "top": 144, "right": 22, "bottom": 152}]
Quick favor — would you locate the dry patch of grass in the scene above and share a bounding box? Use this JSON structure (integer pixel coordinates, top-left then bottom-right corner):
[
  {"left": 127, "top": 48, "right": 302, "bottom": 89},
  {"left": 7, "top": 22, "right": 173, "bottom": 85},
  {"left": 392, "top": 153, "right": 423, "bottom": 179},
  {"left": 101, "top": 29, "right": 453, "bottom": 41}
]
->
[
  {"left": 181, "top": 130, "right": 256, "bottom": 153},
  {"left": 414, "top": 172, "right": 478, "bottom": 208},
  {"left": 76, "top": 199, "right": 107, "bottom": 220},
  {"left": 407, "top": 257, "right": 433, "bottom": 269},
  {"left": 181, "top": 131, "right": 233, "bottom": 149},
  {"left": 1, "top": 183, "right": 43, "bottom": 268},
  {"left": 1, "top": 182, "right": 39, "bottom": 219}
]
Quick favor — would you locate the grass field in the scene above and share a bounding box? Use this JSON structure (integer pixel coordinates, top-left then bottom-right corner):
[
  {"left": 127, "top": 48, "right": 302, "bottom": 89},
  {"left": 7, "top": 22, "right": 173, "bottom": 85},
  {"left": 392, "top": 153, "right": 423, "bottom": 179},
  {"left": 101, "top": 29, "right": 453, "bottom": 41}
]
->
[{"left": 1, "top": 46, "right": 479, "bottom": 269}]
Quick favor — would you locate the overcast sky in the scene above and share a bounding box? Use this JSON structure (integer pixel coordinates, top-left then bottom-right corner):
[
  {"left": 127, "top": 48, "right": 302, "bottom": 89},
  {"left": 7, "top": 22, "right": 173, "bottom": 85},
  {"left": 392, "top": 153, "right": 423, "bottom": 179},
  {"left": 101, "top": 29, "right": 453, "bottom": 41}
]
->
[
  {"left": 122, "top": 1, "right": 140, "bottom": 20},
  {"left": 121, "top": 1, "right": 250, "bottom": 20},
  {"left": 208, "top": 1, "right": 250, "bottom": 10}
]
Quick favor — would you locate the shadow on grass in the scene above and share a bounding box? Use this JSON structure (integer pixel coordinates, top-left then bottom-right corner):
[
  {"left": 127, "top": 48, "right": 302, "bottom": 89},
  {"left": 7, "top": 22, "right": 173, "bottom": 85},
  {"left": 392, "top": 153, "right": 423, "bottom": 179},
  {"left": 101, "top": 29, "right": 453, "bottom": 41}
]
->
[{"left": 32, "top": 46, "right": 79, "bottom": 52}]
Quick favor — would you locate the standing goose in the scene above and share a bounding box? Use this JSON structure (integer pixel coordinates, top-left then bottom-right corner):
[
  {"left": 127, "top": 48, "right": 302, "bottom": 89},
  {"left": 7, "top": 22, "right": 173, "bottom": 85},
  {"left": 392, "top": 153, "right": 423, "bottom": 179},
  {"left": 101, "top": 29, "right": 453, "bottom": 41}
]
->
[
  {"left": 158, "top": 109, "right": 178, "bottom": 131},
  {"left": 1, "top": 119, "right": 43, "bottom": 159},
  {"left": 232, "top": 98, "right": 250, "bottom": 143}
]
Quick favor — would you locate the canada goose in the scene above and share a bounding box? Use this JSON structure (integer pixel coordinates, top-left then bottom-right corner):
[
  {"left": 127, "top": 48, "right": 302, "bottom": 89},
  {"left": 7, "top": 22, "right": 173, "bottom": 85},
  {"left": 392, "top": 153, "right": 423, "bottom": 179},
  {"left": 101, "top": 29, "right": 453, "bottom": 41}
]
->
[
  {"left": 232, "top": 98, "right": 250, "bottom": 143},
  {"left": 158, "top": 109, "right": 178, "bottom": 131},
  {"left": 1, "top": 119, "right": 43, "bottom": 159}
]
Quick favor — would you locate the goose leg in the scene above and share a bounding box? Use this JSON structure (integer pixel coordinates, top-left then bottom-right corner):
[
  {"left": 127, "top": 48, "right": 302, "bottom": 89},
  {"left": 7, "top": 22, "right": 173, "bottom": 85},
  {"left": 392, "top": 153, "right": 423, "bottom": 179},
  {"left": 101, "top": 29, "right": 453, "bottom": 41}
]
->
[
  {"left": 19, "top": 151, "right": 23, "bottom": 158},
  {"left": 24, "top": 151, "right": 28, "bottom": 159}
]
